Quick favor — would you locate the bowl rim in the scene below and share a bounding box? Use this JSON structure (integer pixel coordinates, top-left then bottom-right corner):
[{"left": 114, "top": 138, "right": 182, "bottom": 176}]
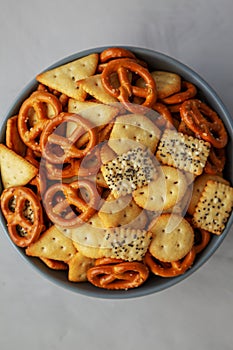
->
[{"left": 0, "top": 45, "right": 232, "bottom": 299}]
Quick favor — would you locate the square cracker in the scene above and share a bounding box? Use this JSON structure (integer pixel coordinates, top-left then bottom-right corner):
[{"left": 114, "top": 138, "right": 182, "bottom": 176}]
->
[
  {"left": 108, "top": 113, "right": 161, "bottom": 155},
  {"left": 193, "top": 180, "right": 233, "bottom": 235},
  {"left": 0, "top": 144, "right": 38, "bottom": 188},
  {"left": 36, "top": 53, "right": 99, "bottom": 100},
  {"left": 156, "top": 129, "right": 211, "bottom": 175},
  {"left": 26, "top": 225, "right": 77, "bottom": 262}
]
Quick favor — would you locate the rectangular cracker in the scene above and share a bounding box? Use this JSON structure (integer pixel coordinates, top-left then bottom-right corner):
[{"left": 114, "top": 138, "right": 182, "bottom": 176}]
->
[
  {"left": 108, "top": 113, "right": 161, "bottom": 155},
  {"left": 36, "top": 53, "right": 99, "bottom": 100},
  {"left": 26, "top": 225, "right": 77, "bottom": 261},
  {"left": 193, "top": 180, "right": 233, "bottom": 235},
  {"left": 0, "top": 144, "right": 38, "bottom": 188},
  {"left": 156, "top": 129, "right": 211, "bottom": 175}
]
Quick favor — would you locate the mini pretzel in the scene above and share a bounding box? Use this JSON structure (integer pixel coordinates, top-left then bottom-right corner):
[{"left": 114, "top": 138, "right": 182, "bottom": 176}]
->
[
  {"left": 180, "top": 99, "right": 228, "bottom": 148},
  {"left": 161, "top": 81, "right": 197, "bottom": 105},
  {"left": 43, "top": 180, "right": 99, "bottom": 227},
  {"left": 0, "top": 186, "right": 44, "bottom": 247},
  {"left": 144, "top": 249, "right": 196, "bottom": 277},
  {"left": 193, "top": 227, "right": 211, "bottom": 254},
  {"left": 152, "top": 102, "right": 174, "bottom": 129},
  {"left": 87, "top": 258, "right": 149, "bottom": 290},
  {"left": 40, "top": 113, "right": 97, "bottom": 164},
  {"left": 18, "top": 91, "right": 62, "bottom": 152},
  {"left": 204, "top": 146, "right": 226, "bottom": 174},
  {"left": 100, "top": 47, "right": 136, "bottom": 63},
  {"left": 101, "top": 58, "right": 156, "bottom": 113}
]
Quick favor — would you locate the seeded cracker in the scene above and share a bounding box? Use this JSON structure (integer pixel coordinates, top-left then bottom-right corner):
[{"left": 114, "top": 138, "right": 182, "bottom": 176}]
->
[
  {"left": 192, "top": 180, "right": 233, "bottom": 235},
  {"left": 156, "top": 129, "right": 211, "bottom": 175},
  {"left": 61, "top": 217, "right": 152, "bottom": 261},
  {"left": 101, "top": 147, "right": 157, "bottom": 197}
]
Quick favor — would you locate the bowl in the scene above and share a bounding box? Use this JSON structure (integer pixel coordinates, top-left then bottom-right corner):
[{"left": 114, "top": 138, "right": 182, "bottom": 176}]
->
[{"left": 0, "top": 46, "right": 232, "bottom": 299}]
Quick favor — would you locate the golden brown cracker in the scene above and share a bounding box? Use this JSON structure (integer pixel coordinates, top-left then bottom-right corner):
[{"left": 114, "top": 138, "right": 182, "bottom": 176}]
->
[
  {"left": 67, "top": 252, "right": 95, "bottom": 282},
  {"left": 192, "top": 180, "right": 233, "bottom": 235},
  {"left": 36, "top": 53, "right": 99, "bottom": 100},
  {"left": 26, "top": 225, "right": 77, "bottom": 261},
  {"left": 133, "top": 165, "right": 188, "bottom": 212},
  {"left": 188, "top": 174, "right": 230, "bottom": 215},
  {"left": 108, "top": 113, "right": 161, "bottom": 155},
  {"left": 149, "top": 214, "right": 194, "bottom": 262},
  {"left": 156, "top": 129, "right": 211, "bottom": 175},
  {"left": 0, "top": 144, "right": 38, "bottom": 188}
]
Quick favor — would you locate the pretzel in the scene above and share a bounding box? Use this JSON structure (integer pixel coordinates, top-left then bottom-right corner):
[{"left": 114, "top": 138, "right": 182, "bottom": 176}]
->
[
  {"left": 144, "top": 248, "right": 196, "bottom": 277},
  {"left": 0, "top": 186, "right": 44, "bottom": 247},
  {"left": 161, "top": 81, "right": 197, "bottom": 105},
  {"left": 87, "top": 258, "right": 149, "bottom": 290},
  {"left": 40, "top": 113, "right": 97, "bottom": 164},
  {"left": 43, "top": 180, "right": 99, "bottom": 227},
  {"left": 101, "top": 58, "right": 156, "bottom": 113},
  {"left": 204, "top": 146, "right": 226, "bottom": 174},
  {"left": 100, "top": 47, "right": 136, "bottom": 63},
  {"left": 193, "top": 227, "right": 211, "bottom": 254},
  {"left": 180, "top": 99, "right": 228, "bottom": 148},
  {"left": 17, "top": 91, "right": 62, "bottom": 152},
  {"left": 152, "top": 102, "right": 174, "bottom": 129}
]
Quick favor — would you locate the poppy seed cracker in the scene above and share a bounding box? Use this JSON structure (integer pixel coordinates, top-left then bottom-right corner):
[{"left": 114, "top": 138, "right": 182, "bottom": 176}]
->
[
  {"left": 101, "top": 147, "right": 157, "bottom": 197},
  {"left": 156, "top": 129, "right": 211, "bottom": 175},
  {"left": 192, "top": 180, "right": 233, "bottom": 235}
]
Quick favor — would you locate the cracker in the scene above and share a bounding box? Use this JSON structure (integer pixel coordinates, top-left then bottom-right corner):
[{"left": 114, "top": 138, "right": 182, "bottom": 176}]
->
[
  {"left": 192, "top": 180, "right": 233, "bottom": 235},
  {"left": 108, "top": 114, "right": 161, "bottom": 155},
  {"left": 6, "top": 115, "right": 26, "bottom": 156},
  {"left": 149, "top": 214, "right": 194, "bottom": 262},
  {"left": 62, "top": 217, "right": 152, "bottom": 261},
  {"left": 0, "top": 144, "right": 38, "bottom": 188},
  {"left": 67, "top": 100, "right": 118, "bottom": 127},
  {"left": 101, "top": 147, "right": 158, "bottom": 197},
  {"left": 26, "top": 225, "right": 77, "bottom": 261},
  {"left": 136, "top": 70, "right": 181, "bottom": 99},
  {"left": 98, "top": 193, "right": 148, "bottom": 229},
  {"left": 67, "top": 252, "right": 95, "bottom": 282},
  {"left": 156, "top": 129, "right": 211, "bottom": 175},
  {"left": 36, "top": 53, "right": 99, "bottom": 100},
  {"left": 77, "top": 74, "right": 118, "bottom": 104},
  {"left": 187, "top": 174, "right": 230, "bottom": 215},
  {"left": 133, "top": 165, "right": 188, "bottom": 212}
]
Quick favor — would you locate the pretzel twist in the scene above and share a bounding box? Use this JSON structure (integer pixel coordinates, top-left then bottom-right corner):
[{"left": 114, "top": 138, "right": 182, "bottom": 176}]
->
[
  {"left": 0, "top": 187, "right": 44, "bottom": 247},
  {"left": 40, "top": 113, "right": 97, "bottom": 164},
  {"left": 101, "top": 58, "right": 156, "bottom": 113},
  {"left": 87, "top": 258, "right": 149, "bottom": 290},
  {"left": 18, "top": 91, "right": 62, "bottom": 152},
  {"left": 180, "top": 99, "right": 228, "bottom": 148},
  {"left": 43, "top": 180, "right": 99, "bottom": 227},
  {"left": 144, "top": 249, "right": 196, "bottom": 277}
]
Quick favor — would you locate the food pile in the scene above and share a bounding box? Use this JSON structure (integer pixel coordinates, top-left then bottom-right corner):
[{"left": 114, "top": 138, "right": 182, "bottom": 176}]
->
[{"left": 0, "top": 47, "right": 233, "bottom": 291}]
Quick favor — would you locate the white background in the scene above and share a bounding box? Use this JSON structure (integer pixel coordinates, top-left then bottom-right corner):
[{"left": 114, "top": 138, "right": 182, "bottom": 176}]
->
[{"left": 0, "top": 0, "right": 233, "bottom": 349}]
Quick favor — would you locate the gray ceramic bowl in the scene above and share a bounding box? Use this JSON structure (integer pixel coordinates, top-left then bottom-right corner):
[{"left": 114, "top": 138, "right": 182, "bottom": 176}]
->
[{"left": 0, "top": 46, "right": 232, "bottom": 299}]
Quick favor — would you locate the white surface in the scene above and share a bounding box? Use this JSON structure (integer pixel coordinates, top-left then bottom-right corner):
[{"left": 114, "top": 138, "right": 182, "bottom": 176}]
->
[{"left": 0, "top": 0, "right": 233, "bottom": 349}]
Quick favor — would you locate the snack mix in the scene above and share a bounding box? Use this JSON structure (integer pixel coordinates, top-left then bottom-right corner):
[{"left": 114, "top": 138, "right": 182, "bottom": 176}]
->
[{"left": 1, "top": 47, "right": 233, "bottom": 291}]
